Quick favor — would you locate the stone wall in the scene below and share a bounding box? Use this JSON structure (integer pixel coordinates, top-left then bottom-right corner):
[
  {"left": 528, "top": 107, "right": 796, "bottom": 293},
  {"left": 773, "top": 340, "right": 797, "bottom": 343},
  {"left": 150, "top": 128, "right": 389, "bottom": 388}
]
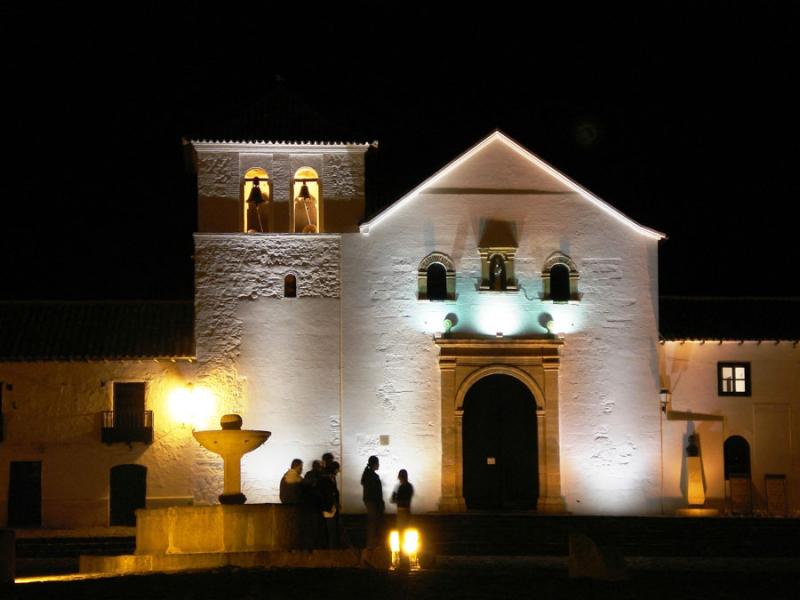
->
[{"left": 195, "top": 144, "right": 367, "bottom": 233}]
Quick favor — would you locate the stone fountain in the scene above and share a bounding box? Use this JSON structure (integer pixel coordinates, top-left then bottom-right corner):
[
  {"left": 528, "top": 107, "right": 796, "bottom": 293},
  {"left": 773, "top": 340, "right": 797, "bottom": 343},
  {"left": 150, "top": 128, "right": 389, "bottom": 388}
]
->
[
  {"left": 192, "top": 413, "right": 271, "bottom": 504},
  {"left": 79, "top": 414, "right": 369, "bottom": 574}
]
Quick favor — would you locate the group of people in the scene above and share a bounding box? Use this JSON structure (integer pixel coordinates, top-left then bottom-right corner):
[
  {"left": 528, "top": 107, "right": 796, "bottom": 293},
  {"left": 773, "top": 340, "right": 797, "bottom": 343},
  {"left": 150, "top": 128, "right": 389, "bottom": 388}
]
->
[
  {"left": 280, "top": 452, "right": 343, "bottom": 548},
  {"left": 280, "top": 453, "right": 414, "bottom": 549}
]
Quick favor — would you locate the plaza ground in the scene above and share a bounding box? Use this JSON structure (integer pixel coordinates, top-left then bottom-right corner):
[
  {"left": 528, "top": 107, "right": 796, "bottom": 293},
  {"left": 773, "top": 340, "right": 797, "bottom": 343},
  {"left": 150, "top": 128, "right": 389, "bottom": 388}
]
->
[
  {"left": 8, "top": 514, "right": 800, "bottom": 599},
  {"left": 10, "top": 556, "right": 800, "bottom": 600}
]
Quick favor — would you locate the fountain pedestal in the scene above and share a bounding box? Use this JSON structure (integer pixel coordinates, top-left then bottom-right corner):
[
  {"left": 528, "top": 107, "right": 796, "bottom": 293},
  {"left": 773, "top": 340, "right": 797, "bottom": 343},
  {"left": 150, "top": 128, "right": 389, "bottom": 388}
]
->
[{"left": 192, "top": 414, "right": 271, "bottom": 505}]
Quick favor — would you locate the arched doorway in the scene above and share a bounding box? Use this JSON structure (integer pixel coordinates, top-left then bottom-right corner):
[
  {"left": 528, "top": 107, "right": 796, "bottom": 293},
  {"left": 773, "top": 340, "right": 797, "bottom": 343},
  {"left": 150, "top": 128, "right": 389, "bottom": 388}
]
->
[
  {"left": 110, "top": 464, "right": 147, "bottom": 526},
  {"left": 724, "top": 435, "right": 751, "bottom": 479},
  {"left": 462, "top": 374, "right": 538, "bottom": 509}
]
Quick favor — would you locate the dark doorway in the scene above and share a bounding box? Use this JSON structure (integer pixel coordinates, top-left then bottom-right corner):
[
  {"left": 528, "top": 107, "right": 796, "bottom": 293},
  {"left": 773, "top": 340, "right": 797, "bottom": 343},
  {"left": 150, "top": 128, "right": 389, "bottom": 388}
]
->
[
  {"left": 113, "top": 382, "right": 145, "bottom": 432},
  {"left": 724, "top": 435, "right": 751, "bottom": 479},
  {"left": 8, "top": 461, "right": 42, "bottom": 527},
  {"left": 110, "top": 464, "right": 147, "bottom": 526},
  {"left": 463, "top": 374, "right": 538, "bottom": 509}
]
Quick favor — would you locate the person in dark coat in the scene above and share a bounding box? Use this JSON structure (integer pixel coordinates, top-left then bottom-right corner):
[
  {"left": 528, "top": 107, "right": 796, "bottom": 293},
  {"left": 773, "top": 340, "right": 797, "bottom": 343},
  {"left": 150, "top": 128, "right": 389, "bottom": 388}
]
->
[
  {"left": 391, "top": 469, "right": 414, "bottom": 530},
  {"left": 361, "top": 455, "right": 384, "bottom": 548},
  {"left": 317, "top": 461, "right": 341, "bottom": 548}
]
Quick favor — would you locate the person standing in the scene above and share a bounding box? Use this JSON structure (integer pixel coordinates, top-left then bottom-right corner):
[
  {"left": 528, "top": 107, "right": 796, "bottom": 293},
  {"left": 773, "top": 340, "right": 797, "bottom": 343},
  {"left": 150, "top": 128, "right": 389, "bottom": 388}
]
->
[
  {"left": 317, "top": 461, "right": 341, "bottom": 548},
  {"left": 391, "top": 469, "right": 414, "bottom": 531},
  {"left": 279, "top": 459, "right": 304, "bottom": 504},
  {"left": 361, "top": 455, "right": 384, "bottom": 548}
]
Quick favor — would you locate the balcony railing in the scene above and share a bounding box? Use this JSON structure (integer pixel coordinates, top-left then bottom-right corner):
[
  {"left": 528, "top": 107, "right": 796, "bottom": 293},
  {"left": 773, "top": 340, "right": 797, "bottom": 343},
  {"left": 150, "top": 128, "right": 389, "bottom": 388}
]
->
[{"left": 101, "top": 410, "right": 153, "bottom": 444}]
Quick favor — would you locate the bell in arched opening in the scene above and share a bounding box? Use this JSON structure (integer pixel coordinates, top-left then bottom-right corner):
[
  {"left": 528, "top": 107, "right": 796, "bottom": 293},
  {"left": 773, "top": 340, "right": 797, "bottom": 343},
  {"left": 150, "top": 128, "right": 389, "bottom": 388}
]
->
[{"left": 243, "top": 168, "right": 271, "bottom": 232}]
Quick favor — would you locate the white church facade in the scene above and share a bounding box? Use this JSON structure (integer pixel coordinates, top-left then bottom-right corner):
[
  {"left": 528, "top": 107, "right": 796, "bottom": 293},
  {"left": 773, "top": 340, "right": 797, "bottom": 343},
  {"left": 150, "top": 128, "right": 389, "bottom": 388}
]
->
[{"left": 1, "top": 131, "right": 798, "bottom": 528}]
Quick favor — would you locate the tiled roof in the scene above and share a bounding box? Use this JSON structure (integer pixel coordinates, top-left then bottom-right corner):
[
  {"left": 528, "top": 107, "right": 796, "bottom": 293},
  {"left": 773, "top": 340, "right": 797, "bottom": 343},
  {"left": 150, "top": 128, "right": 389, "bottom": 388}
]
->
[
  {"left": 0, "top": 301, "right": 194, "bottom": 361},
  {"left": 188, "top": 83, "right": 375, "bottom": 146},
  {"left": 659, "top": 296, "right": 800, "bottom": 341}
]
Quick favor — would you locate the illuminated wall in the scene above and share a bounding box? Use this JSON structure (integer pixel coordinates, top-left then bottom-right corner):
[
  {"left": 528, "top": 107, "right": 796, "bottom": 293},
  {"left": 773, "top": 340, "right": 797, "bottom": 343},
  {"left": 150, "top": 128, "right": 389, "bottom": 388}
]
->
[
  {"left": 193, "top": 234, "right": 342, "bottom": 505},
  {"left": 342, "top": 133, "right": 662, "bottom": 514},
  {"left": 660, "top": 341, "right": 800, "bottom": 514},
  {"left": 0, "top": 360, "right": 198, "bottom": 528}
]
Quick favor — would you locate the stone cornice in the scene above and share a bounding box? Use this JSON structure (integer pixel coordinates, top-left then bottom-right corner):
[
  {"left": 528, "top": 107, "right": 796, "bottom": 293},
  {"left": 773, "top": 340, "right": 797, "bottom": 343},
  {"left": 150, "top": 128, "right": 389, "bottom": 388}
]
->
[
  {"left": 435, "top": 336, "right": 563, "bottom": 365},
  {"left": 190, "top": 141, "right": 373, "bottom": 154}
]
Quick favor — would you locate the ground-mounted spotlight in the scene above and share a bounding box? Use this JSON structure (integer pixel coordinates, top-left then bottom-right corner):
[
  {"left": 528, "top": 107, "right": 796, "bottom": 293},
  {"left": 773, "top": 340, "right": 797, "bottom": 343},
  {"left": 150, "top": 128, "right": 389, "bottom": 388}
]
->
[{"left": 388, "top": 528, "right": 421, "bottom": 571}]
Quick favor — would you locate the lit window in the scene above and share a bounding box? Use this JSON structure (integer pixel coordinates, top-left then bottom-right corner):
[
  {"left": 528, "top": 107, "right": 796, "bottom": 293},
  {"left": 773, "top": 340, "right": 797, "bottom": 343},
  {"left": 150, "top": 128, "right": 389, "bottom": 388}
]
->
[
  {"left": 718, "top": 362, "right": 751, "bottom": 396},
  {"left": 418, "top": 253, "right": 455, "bottom": 301},
  {"left": 292, "top": 167, "right": 321, "bottom": 233},
  {"left": 542, "top": 253, "right": 579, "bottom": 302},
  {"left": 243, "top": 168, "right": 272, "bottom": 233}
]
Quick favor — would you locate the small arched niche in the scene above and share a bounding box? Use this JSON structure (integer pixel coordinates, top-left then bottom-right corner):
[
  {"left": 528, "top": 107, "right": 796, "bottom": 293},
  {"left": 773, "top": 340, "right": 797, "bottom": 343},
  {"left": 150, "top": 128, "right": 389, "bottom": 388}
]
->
[
  {"left": 243, "top": 168, "right": 272, "bottom": 233},
  {"left": 292, "top": 167, "right": 322, "bottom": 233}
]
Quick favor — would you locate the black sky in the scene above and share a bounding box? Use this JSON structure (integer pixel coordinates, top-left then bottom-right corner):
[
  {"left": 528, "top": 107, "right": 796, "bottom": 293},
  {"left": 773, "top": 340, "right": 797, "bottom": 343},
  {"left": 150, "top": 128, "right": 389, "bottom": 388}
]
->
[{"left": 2, "top": 2, "right": 799, "bottom": 300}]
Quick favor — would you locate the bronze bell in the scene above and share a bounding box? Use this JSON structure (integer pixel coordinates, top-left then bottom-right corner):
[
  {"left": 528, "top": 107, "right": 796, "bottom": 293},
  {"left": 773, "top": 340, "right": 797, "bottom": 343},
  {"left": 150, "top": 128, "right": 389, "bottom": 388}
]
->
[
  {"left": 297, "top": 181, "right": 312, "bottom": 201},
  {"left": 247, "top": 177, "right": 265, "bottom": 205}
]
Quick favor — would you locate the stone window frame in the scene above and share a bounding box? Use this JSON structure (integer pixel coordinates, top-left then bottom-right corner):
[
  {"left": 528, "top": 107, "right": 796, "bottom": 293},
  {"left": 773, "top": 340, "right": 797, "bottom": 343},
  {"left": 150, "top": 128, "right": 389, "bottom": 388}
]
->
[
  {"left": 718, "top": 362, "right": 751, "bottom": 396},
  {"left": 418, "top": 252, "right": 456, "bottom": 301},
  {"left": 541, "top": 253, "right": 580, "bottom": 303},
  {"left": 478, "top": 247, "right": 518, "bottom": 292},
  {"left": 241, "top": 167, "right": 274, "bottom": 233},
  {"left": 291, "top": 167, "right": 324, "bottom": 234}
]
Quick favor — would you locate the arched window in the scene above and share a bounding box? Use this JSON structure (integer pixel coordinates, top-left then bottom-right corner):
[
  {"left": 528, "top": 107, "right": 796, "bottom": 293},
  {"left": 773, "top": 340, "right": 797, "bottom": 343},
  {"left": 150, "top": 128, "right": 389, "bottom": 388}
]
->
[
  {"left": 550, "top": 264, "right": 571, "bottom": 301},
  {"left": 284, "top": 274, "right": 297, "bottom": 298},
  {"left": 243, "top": 168, "right": 272, "bottom": 233},
  {"left": 292, "top": 167, "right": 321, "bottom": 233},
  {"left": 489, "top": 254, "right": 507, "bottom": 291},
  {"left": 542, "top": 253, "right": 579, "bottom": 302},
  {"left": 418, "top": 253, "right": 456, "bottom": 301},
  {"left": 426, "top": 263, "right": 447, "bottom": 301}
]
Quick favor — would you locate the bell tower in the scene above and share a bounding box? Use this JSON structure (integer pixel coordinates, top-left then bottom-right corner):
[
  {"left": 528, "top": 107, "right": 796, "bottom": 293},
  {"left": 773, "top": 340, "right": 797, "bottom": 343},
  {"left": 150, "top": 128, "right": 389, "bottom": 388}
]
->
[{"left": 185, "top": 85, "right": 374, "bottom": 234}]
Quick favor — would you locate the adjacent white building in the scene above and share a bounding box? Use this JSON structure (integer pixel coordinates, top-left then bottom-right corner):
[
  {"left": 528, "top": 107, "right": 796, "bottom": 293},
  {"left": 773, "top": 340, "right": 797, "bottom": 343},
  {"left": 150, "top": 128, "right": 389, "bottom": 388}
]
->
[{"left": 1, "top": 130, "right": 797, "bottom": 528}]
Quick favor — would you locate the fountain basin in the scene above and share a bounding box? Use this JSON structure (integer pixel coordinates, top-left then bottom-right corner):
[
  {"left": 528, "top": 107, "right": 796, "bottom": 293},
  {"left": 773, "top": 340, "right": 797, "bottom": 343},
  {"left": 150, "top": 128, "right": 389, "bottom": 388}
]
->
[
  {"left": 192, "top": 429, "right": 271, "bottom": 457},
  {"left": 135, "top": 504, "right": 306, "bottom": 555}
]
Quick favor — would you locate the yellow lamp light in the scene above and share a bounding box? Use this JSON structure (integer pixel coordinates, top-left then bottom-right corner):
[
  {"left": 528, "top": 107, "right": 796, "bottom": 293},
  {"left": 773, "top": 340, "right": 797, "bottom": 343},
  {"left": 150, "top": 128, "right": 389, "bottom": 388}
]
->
[{"left": 168, "top": 384, "right": 217, "bottom": 429}]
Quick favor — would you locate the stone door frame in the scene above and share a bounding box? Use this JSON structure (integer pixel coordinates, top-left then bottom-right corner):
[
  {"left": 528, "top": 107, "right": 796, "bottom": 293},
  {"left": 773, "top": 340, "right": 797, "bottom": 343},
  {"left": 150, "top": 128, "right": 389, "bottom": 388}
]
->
[{"left": 435, "top": 337, "right": 566, "bottom": 512}]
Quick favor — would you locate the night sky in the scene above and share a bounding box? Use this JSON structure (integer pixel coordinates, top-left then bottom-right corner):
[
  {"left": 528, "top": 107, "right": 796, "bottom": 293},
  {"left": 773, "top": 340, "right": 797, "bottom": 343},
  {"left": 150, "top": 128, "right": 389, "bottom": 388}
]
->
[{"left": 3, "top": 3, "right": 799, "bottom": 301}]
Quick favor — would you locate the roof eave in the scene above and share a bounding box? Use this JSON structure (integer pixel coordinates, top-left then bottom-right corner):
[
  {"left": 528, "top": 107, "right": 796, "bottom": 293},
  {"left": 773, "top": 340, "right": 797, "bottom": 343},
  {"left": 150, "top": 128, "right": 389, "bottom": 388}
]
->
[{"left": 360, "top": 130, "right": 666, "bottom": 240}]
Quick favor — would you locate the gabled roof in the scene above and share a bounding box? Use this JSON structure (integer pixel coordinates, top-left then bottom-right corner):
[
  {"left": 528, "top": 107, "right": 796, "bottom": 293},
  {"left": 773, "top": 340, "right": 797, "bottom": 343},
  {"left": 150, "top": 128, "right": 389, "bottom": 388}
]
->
[
  {"left": 187, "top": 82, "right": 376, "bottom": 146},
  {"left": 360, "top": 130, "right": 665, "bottom": 239},
  {"left": 659, "top": 296, "right": 800, "bottom": 342},
  {"left": 0, "top": 301, "right": 194, "bottom": 361}
]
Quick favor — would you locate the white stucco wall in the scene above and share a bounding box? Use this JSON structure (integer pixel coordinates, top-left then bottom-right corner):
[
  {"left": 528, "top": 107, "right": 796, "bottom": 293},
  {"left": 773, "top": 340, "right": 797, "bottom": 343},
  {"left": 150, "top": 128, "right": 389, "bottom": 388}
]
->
[
  {"left": 0, "top": 360, "right": 197, "bottom": 528},
  {"left": 193, "top": 233, "right": 342, "bottom": 505},
  {"left": 341, "top": 136, "right": 662, "bottom": 514},
  {"left": 660, "top": 341, "right": 800, "bottom": 514}
]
